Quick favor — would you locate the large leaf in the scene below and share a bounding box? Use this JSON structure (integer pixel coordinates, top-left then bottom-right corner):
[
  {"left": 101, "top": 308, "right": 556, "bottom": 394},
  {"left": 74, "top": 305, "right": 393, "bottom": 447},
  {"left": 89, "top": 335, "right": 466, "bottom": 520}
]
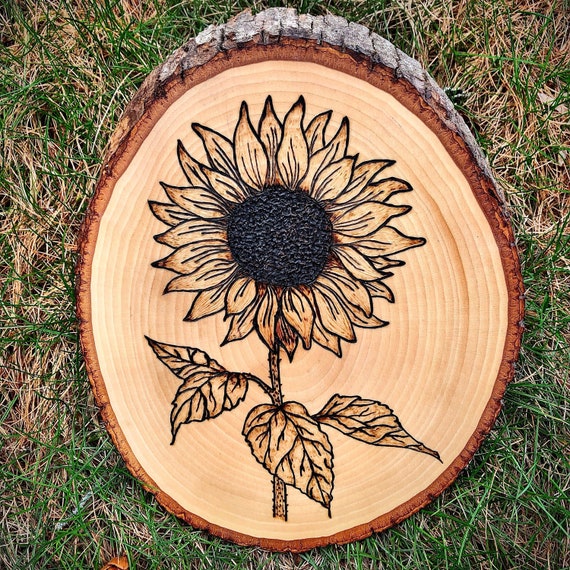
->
[
  {"left": 146, "top": 338, "right": 249, "bottom": 443},
  {"left": 146, "top": 337, "right": 225, "bottom": 378},
  {"left": 243, "top": 402, "right": 334, "bottom": 511},
  {"left": 315, "top": 394, "right": 440, "bottom": 461}
]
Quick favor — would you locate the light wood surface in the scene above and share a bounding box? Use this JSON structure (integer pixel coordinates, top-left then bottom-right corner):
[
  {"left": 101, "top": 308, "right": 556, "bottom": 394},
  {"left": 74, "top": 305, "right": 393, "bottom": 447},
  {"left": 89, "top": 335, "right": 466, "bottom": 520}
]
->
[{"left": 77, "top": 9, "right": 524, "bottom": 551}]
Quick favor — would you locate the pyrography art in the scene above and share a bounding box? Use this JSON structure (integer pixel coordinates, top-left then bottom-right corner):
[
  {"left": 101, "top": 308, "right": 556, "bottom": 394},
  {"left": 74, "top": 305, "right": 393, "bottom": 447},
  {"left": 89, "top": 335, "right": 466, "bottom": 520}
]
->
[{"left": 146, "top": 96, "right": 441, "bottom": 520}]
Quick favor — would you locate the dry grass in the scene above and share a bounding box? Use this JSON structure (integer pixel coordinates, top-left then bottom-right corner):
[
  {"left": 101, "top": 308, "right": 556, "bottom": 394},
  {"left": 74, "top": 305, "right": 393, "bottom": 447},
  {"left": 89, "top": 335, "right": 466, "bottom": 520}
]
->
[{"left": 1, "top": 0, "right": 569, "bottom": 568}]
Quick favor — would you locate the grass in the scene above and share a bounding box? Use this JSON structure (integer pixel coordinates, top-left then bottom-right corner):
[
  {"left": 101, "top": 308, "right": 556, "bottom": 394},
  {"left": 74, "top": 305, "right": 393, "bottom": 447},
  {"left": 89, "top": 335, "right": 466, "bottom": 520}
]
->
[{"left": 1, "top": 0, "right": 568, "bottom": 568}]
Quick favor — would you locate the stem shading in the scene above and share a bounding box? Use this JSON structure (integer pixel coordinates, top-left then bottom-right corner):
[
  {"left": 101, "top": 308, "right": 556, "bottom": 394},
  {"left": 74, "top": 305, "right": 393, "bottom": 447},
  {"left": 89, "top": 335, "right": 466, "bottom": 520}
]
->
[
  {"left": 273, "top": 475, "right": 287, "bottom": 521},
  {"left": 268, "top": 347, "right": 283, "bottom": 406},
  {"left": 268, "top": 347, "right": 287, "bottom": 521}
]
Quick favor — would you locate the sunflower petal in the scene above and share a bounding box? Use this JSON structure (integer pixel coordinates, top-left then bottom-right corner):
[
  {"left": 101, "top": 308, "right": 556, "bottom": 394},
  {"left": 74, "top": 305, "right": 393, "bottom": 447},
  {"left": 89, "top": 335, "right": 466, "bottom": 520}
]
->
[
  {"left": 317, "top": 265, "right": 373, "bottom": 316},
  {"left": 225, "top": 276, "right": 257, "bottom": 315},
  {"left": 331, "top": 202, "right": 410, "bottom": 237},
  {"left": 177, "top": 140, "right": 209, "bottom": 187},
  {"left": 255, "top": 287, "right": 278, "bottom": 350},
  {"left": 312, "top": 156, "right": 355, "bottom": 202},
  {"left": 161, "top": 182, "right": 229, "bottom": 219},
  {"left": 351, "top": 251, "right": 404, "bottom": 271},
  {"left": 305, "top": 110, "right": 331, "bottom": 153},
  {"left": 333, "top": 237, "right": 402, "bottom": 269},
  {"left": 234, "top": 101, "right": 268, "bottom": 191},
  {"left": 149, "top": 201, "right": 192, "bottom": 227},
  {"left": 157, "top": 247, "right": 234, "bottom": 285},
  {"left": 354, "top": 225, "right": 426, "bottom": 257},
  {"left": 282, "top": 288, "right": 314, "bottom": 349},
  {"left": 201, "top": 165, "right": 249, "bottom": 203},
  {"left": 277, "top": 97, "right": 309, "bottom": 189},
  {"left": 164, "top": 261, "right": 236, "bottom": 292},
  {"left": 365, "top": 280, "right": 395, "bottom": 302},
  {"left": 333, "top": 245, "right": 385, "bottom": 281},
  {"left": 192, "top": 123, "right": 238, "bottom": 178},
  {"left": 356, "top": 177, "right": 413, "bottom": 203},
  {"left": 154, "top": 218, "right": 226, "bottom": 248},
  {"left": 331, "top": 160, "right": 395, "bottom": 205},
  {"left": 276, "top": 316, "right": 298, "bottom": 360},
  {"left": 153, "top": 238, "right": 229, "bottom": 271},
  {"left": 223, "top": 301, "right": 258, "bottom": 344},
  {"left": 300, "top": 118, "right": 349, "bottom": 192},
  {"left": 325, "top": 117, "right": 349, "bottom": 159},
  {"left": 312, "top": 286, "right": 355, "bottom": 341},
  {"left": 349, "top": 310, "right": 389, "bottom": 328},
  {"left": 186, "top": 281, "right": 231, "bottom": 320},
  {"left": 312, "top": 315, "right": 342, "bottom": 356},
  {"left": 258, "top": 96, "right": 282, "bottom": 185}
]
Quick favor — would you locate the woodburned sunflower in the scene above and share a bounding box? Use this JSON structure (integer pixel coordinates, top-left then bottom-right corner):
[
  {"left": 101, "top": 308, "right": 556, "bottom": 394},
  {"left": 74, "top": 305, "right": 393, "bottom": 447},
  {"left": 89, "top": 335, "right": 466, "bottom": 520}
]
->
[{"left": 150, "top": 96, "right": 425, "bottom": 358}]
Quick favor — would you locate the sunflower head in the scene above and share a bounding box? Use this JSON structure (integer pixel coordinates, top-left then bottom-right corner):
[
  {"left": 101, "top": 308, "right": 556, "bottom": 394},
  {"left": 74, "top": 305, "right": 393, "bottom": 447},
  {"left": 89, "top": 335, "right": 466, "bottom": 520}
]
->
[{"left": 150, "top": 96, "right": 425, "bottom": 359}]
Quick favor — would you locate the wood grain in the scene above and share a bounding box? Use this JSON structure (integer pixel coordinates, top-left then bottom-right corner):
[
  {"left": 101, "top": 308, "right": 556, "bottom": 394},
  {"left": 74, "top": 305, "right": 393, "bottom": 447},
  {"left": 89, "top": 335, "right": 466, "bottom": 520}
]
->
[{"left": 77, "top": 8, "right": 524, "bottom": 551}]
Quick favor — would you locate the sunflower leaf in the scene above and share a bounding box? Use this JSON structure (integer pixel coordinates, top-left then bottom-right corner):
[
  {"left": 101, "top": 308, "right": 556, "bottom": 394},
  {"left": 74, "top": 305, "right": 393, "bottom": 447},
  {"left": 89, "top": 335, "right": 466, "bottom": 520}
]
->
[
  {"left": 146, "top": 338, "right": 250, "bottom": 443},
  {"left": 315, "top": 394, "right": 441, "bottom": 461},
  {"left": 243, "top": 402, "right": 334, "bottom": 511}
]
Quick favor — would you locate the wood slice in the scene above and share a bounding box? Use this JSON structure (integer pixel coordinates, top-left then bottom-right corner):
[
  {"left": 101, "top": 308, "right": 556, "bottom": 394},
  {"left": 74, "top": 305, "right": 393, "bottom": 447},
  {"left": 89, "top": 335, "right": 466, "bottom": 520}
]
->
[{"left": 77, "top": 9, "right": 524, "bottom": 552}]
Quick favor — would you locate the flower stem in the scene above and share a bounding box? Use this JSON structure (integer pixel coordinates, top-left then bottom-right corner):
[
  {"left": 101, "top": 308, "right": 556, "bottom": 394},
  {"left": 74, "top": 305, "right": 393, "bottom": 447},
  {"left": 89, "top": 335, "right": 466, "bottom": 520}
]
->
[
  {"left": 268, "top": 347, "right": 287, "bottom": 521},
  {"left": 268, "top": 347, "right": 283, "bottom": 406}
]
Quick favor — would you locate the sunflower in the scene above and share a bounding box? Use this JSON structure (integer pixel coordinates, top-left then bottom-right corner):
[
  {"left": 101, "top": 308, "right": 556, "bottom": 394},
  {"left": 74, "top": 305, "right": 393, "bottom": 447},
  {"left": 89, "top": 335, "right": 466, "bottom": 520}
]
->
[{"left": 150, "top": 96, "right": 425, "bottom": 359}]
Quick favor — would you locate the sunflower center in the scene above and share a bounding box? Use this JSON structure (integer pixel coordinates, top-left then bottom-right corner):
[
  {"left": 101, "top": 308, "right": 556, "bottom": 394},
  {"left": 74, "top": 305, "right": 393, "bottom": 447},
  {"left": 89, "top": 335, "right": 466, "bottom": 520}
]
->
[{"left": 227, "top": 186, "right": 332, "bottom": 287}]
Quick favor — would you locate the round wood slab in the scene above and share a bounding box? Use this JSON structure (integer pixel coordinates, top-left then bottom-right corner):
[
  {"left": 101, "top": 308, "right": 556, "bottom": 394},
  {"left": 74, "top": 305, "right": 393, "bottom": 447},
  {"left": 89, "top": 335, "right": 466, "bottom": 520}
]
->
[{"left": 77, "top": 9, "right": 524, "bottom": 551}]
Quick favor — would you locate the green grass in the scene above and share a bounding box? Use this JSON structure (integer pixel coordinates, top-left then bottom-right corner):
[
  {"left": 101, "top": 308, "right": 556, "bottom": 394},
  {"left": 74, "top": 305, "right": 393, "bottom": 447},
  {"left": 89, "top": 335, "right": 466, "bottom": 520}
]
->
[{"left": 1, "top": 0, "right": 568, "bottom": 568}]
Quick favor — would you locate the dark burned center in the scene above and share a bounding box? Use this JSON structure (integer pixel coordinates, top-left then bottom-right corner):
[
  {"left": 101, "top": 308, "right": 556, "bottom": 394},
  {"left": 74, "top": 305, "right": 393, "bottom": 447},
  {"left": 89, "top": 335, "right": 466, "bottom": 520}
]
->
[{"left": 227, "top": 186, "right": 332, "bottom": 287}]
